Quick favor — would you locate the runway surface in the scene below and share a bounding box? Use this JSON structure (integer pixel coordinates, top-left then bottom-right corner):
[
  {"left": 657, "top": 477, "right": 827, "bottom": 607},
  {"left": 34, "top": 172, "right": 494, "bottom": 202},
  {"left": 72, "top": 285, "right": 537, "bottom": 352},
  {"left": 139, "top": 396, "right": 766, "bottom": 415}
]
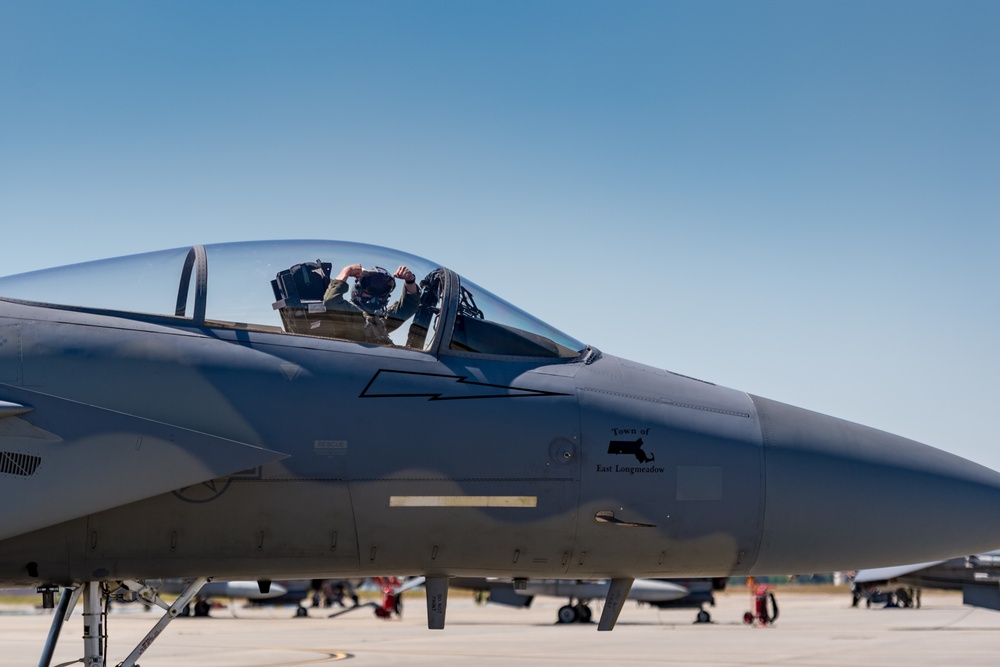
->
[{"left": 4, "top": 588, "right": 1000, "bottom": 666}]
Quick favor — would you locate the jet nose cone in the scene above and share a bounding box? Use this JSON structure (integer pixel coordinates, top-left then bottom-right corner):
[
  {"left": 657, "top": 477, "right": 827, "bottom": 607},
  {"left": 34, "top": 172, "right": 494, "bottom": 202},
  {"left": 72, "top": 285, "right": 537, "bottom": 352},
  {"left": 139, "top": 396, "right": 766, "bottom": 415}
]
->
[{"left": 749, "top": 395, "right": 1000, "bottom": 574}]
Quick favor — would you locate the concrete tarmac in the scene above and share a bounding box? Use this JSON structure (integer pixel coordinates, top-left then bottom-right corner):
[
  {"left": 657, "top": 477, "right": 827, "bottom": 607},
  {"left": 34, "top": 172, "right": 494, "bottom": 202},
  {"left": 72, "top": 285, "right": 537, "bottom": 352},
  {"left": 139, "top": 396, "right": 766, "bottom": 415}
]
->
[{"left": 4, "top": 589, "right": 1000, "bottom": 666}]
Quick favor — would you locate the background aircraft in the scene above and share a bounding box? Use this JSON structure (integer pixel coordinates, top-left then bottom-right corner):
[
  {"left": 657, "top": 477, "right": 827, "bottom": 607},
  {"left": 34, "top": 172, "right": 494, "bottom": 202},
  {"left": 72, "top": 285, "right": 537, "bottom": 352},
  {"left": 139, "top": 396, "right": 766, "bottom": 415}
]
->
[
  {"left": 2, "top": 240, "right": 1000, "bottom": 667},
  {"left": 452, "top": 577, "right": 724, "bottom": 624},
  {"left": 157, "top": 579, "right": 288, "bottom": 616},
  {"left": 853, "top": 551, "right": 1000, "bottom": 611}
]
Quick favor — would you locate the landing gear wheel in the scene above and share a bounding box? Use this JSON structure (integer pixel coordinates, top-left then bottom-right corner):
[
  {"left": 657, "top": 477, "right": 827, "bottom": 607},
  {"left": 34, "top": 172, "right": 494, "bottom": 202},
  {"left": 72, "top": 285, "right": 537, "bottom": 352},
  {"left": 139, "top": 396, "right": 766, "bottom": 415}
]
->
[
  {"left": 575, "top": 604, "right": 592, "bottom": 623},
  {"left": 743, "top": 611, "right": 754, "bottom": 625},
  {"left": 558, "top": 605, "right": 578, "bottom": 624},
  {"left": 696, "top": 610, "right": 711, "bottom": 623}
]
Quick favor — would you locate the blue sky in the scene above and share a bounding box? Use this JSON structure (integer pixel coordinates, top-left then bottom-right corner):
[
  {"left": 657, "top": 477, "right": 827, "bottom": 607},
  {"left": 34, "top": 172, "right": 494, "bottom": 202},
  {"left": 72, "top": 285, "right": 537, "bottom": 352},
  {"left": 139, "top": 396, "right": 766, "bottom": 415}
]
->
[{"left": 1, "top": 2, "right": 998, "bottom": 467}]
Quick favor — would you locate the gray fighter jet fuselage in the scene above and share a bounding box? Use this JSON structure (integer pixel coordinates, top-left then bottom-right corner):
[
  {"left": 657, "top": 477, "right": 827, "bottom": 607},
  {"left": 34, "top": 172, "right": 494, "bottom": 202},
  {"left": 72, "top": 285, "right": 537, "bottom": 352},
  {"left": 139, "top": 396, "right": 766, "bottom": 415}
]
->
[{"left": 1, "top": 240, "right": 1000, "bottom": 663}]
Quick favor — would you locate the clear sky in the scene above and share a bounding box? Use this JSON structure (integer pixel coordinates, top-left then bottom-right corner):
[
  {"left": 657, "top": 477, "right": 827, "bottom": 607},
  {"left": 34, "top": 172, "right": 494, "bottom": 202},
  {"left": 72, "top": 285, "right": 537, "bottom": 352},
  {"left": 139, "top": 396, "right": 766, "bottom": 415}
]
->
[{"left": 1, "top": 2, "right": 998, "bottom": 467}]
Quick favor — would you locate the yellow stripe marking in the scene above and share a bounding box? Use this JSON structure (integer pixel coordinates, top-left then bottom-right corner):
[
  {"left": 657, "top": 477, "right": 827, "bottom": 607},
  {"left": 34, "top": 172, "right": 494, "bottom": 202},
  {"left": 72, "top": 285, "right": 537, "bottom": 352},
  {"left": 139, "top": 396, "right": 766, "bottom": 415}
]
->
[{"left": 389, "top": 495, "right": 537, "bottom": 508}]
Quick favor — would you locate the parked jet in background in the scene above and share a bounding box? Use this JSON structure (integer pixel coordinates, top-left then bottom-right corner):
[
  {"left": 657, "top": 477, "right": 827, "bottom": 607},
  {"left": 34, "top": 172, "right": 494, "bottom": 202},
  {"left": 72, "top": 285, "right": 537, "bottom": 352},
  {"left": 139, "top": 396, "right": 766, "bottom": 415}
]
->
[
  {"left": 452, "top": 577, "right": 724, "bottom": 623},
  {"left": 158, "top": 579, "right": 288, "bottom": 616},
  {"left": 173, "top": 577, "right": 367, "bottom": 617},
  {"left": 2, "top": 240, "right": 1000, "bottom": 666},
  {"left": 854, "top": 551, "right": 1000, "bottom": 611}
]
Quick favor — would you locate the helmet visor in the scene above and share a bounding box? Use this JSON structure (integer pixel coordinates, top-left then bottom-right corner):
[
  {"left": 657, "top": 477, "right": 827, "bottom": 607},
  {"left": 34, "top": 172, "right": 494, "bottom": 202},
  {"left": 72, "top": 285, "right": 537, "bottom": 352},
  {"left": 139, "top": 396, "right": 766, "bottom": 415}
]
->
[{"left": 359, "top": 268, "right": 395, "bottom": 299}]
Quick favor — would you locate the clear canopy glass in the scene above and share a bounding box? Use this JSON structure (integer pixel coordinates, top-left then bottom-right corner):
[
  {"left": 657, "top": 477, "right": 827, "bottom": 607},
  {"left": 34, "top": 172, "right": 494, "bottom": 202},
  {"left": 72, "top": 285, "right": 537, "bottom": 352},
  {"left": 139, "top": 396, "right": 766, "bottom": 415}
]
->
[{"left": 0, "top": 240, "right": 585, "bottom": 359}]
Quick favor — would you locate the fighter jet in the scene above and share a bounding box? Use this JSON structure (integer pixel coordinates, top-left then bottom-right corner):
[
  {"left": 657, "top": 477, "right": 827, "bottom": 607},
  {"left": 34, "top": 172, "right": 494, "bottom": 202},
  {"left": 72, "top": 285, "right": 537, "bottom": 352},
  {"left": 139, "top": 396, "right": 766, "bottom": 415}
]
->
[
  {"left": 157, "top": 578, "right": 288, "bottom": 616},
  {"left": 1, "top": 240, "right": 1000, "bottom": 666},
  {"left": 854, "top": 550, "right": 1000, "bottom": 611},
  {"left": 452, "top": 576, "right": 723, "bottom": 623}
]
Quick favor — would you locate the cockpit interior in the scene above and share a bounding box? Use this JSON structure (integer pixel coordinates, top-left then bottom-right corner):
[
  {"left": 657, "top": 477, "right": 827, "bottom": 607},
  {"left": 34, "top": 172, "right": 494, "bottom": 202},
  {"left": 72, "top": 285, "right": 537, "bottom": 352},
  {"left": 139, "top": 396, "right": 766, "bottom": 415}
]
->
[{"left": 0, "top": 240, "right": 585, "bottom": 360}]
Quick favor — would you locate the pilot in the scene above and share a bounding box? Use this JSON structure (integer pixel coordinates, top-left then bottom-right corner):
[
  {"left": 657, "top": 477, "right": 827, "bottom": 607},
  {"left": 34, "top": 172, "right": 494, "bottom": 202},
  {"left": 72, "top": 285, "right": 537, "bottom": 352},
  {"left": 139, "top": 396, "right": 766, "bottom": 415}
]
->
[{"left": 322, "top": 263, "right": 420, "bottom": 344}]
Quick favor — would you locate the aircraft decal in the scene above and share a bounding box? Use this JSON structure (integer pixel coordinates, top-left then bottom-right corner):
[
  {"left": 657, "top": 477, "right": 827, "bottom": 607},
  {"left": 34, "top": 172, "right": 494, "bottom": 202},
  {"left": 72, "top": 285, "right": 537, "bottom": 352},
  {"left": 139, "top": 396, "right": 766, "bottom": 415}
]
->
[
  {"left": 172, "top": 467, "right": 263, "bottom": 504},
  {"left": 314, "top": 440, "right": 348, "bottom": 458},
  {"left": 360, "top": 369, "right": 571, "bottom": 401},
  {"left": 608, "top": 437, "right": 655, "bottom": 463},
  {"left": 598, "top": 432, "right": 665, "bottom": 475}
]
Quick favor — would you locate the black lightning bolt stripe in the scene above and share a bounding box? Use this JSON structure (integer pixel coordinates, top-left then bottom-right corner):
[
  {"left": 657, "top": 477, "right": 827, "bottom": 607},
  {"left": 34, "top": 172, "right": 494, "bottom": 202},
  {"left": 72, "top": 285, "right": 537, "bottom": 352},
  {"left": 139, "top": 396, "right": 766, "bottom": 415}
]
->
[{"left": 360, "top": 370, "right": 570, "bottom": 401}]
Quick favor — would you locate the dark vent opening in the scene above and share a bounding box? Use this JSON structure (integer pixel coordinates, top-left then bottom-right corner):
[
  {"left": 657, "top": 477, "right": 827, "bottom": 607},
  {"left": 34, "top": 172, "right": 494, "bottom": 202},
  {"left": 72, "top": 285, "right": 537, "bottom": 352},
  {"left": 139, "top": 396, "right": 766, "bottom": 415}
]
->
[{"left": 0, "top": 451, "right": 41, "bottom": 477}]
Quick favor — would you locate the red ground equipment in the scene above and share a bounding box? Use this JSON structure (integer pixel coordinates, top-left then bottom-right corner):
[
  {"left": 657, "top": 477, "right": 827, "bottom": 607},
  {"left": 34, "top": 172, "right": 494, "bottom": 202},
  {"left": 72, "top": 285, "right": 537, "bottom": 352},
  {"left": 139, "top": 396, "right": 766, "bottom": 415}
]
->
[
  {"left": 743, "top": 583, "right": 779, "bottom": 626},
  {"left": 373, "top": 576, "right": 403, "bottom": 619}
]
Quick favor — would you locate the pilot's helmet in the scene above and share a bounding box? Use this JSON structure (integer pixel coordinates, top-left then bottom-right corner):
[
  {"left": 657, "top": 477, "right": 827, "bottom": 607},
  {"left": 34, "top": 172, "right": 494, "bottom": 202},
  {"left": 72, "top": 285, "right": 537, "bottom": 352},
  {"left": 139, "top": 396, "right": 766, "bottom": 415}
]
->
[{"left": 352, "top": 266, "right": 396, "bottom": 315}]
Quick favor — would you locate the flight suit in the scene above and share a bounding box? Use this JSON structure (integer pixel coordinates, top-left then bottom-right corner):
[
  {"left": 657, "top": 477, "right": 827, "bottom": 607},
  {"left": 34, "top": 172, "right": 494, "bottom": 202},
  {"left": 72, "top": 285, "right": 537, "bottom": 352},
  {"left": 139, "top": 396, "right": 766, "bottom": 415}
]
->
[{"left": 321, "top": 278, "right": 419, "bottom": 344}]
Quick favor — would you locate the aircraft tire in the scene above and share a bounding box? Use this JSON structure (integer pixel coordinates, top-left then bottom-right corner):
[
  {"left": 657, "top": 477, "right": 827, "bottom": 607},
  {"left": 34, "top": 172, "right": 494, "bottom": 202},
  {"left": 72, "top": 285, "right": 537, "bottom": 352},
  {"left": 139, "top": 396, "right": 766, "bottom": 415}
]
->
[
  {"left": 557, "top": 605, "right": 578, "bottom": 624},
  {"left": 575, "top": 604, "right": 592, "bottom": 623},
  {"left": 696, "top": 610, "right": 711, "bottom": 623}
]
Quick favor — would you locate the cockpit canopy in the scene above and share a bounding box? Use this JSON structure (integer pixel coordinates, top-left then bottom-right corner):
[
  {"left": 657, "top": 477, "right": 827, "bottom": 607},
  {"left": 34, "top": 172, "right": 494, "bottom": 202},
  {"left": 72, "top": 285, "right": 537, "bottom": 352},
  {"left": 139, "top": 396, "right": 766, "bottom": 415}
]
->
[{"left": 0, "top": 240, "right": 585, "bottom": 360}]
